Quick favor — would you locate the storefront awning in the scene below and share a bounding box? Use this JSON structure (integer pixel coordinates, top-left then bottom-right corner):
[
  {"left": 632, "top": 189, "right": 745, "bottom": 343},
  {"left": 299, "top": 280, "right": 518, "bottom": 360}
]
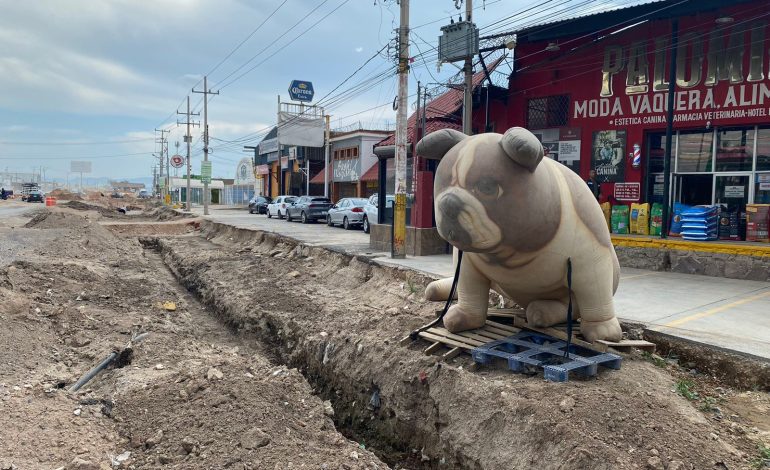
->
[{"left": 309, "top": 166, "right": 329, "bottom": 185}]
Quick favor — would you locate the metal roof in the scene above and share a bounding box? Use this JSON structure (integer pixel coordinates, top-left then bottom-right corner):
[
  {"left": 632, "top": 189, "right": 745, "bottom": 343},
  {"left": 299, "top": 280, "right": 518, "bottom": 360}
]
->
[{"left": 514, "top": 0, "right": 757, "bottom": 44}]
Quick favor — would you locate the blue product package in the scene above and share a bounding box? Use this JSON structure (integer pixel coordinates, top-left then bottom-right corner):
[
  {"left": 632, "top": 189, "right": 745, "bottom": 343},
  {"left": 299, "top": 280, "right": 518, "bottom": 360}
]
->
[{"left": 670, "top": 203, "right": 690, "bottom": 236}]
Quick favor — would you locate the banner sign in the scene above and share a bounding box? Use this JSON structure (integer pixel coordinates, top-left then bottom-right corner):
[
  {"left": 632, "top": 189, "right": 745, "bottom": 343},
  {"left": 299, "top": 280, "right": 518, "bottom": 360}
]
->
[
  {"left": 572, "top": 22, "right": 770, "bottom": 129},
  {"left": 277, "top": 112, "right": 324, "bottom": 147},
  {"left": 258, "top": 137, "right": 278, "bottom": 155},
  {"left": 201, "top": 161, "right": 212, "bottom": 184},
  {"left": 591, "top": 129, "right": 626, "bottom": 183},
  {"left": 256, "top": 164, "right": 269, "bottom": 175}
]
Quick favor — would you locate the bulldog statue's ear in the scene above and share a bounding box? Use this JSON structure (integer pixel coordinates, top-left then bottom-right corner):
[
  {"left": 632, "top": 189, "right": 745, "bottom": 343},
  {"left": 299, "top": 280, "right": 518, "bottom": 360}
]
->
[
  {"left": 500, "top": 127, "right": 544, "bottom": 172},
  {"left": 416, "top": 129, "right": 467, "bottom": 160}
]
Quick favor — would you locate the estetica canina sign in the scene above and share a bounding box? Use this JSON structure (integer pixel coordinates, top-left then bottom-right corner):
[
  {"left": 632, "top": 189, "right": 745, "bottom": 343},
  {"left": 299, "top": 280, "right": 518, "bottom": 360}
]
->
[{"left": 573, "top": 21, "right": 770, "bottom": 128}]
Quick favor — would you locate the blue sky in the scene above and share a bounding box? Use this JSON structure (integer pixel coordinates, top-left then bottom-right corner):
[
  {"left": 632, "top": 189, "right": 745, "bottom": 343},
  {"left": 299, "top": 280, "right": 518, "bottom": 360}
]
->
[{"left": 0, "top": 0, "right": 615, "bottom": 180}]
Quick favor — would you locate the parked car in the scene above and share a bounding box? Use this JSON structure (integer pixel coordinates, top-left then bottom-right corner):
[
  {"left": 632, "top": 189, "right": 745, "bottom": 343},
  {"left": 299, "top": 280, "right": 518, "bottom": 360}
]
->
[
  {"left": 26, "top": 190, "right": 44, "bottom": 203},
  {"left": 266, "top": 195, "right": 297, "bottom": 219},
  {"left": 362, "top": 194, "right": 394, "bottom": 234},
  {"left": 137, "top": 189, "right": 151, "bottom": 199},
  {"left": 327, "top": 198, "right": 368, "bottom": 230},
  {"left": 248, "top": 195, "right": 272, "bottom": 214},
  {"left": 110, "top": 191, "right": 124, "bottom": 199},
  {"left": 285, "top": 196, "right": 332, "bottom": 223}
]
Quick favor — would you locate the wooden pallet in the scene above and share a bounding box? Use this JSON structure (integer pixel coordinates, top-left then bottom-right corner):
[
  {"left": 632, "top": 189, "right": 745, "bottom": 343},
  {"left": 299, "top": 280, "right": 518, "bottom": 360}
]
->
[{"left": 411, "top": 307, "right": 655, "bottom": 357}]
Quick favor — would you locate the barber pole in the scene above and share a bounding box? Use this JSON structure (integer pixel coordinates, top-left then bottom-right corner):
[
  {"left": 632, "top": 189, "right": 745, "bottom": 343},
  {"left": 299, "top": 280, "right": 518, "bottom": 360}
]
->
[{"left": 632, "top": 143, "right": 641, "bottom": 168}]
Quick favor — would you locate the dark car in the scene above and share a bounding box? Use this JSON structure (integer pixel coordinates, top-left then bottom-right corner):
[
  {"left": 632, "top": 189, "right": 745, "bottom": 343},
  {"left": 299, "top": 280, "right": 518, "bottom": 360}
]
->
[
  {"left": 285, "top": 196, "right": 332, "bottom": 223},
  {"left": 26, "top": 190, "right": 44, "bottom": 203},
  {"left": 248, "top": 195, "right": 272, "bottom": 214}
]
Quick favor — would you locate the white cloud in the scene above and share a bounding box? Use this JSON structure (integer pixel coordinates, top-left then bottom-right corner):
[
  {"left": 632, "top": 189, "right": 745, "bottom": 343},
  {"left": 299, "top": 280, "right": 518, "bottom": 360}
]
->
[{"left": 355, "top": 47, "right": 364, "bottom": 53}]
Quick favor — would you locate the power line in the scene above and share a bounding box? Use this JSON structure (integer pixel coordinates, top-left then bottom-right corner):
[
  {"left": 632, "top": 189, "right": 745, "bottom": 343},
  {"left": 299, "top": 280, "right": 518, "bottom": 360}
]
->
[
  {"left": 205, "top": 0, "right": 290, "bottom": 78},
  {"left": 0, "top": 138, "right": 154, "bottom": 146}
]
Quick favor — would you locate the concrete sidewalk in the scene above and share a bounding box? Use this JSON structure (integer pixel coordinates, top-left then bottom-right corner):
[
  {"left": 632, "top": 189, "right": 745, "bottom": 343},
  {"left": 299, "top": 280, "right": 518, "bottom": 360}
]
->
[{"left": 192, "top": 206, "right": 770, "bottom": 360}]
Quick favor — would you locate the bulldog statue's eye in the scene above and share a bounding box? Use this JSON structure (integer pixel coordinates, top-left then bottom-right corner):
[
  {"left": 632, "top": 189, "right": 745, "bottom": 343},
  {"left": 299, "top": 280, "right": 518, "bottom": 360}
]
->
[{"left": 474, "top": 177, "right": 501, "bottom": 198}]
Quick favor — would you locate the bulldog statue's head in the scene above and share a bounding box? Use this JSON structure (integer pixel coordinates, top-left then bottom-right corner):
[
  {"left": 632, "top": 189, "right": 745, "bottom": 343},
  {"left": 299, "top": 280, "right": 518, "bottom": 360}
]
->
[{"left": 416, "top": 127, "right": 561, "bottom": 254}]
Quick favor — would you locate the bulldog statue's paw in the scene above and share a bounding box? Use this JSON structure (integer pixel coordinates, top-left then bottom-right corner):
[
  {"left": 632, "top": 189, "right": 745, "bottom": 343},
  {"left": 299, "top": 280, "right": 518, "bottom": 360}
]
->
[
  {"left": 580, "top": 317, "right": 622, "bottom": 343},
  {"left": 424, "top": 278, "right": 455, "bottom": 302},
  {"left": 443, "top": 304, "right": 487, "bottom": 333}
]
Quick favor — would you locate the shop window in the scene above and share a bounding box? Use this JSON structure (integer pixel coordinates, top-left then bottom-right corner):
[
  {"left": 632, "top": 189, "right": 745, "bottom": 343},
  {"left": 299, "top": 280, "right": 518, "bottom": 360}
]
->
[
  {"left": 756, "top": 173, "right": 770, "bottom": 203},
  {"left": 676, "top": 130, "right": 713, "bottom": 172},
  {"left": 527, "top": 95, "right": 569, "bottom": 129},
  {"left": 353, "top": 147, "right": 358, "bottom": 157},
  {"left": 757, "top": 127, "right": 770, "bottom": 171},
  {"left": 716, "top": 128, "right": 754, "bottom": 172}
]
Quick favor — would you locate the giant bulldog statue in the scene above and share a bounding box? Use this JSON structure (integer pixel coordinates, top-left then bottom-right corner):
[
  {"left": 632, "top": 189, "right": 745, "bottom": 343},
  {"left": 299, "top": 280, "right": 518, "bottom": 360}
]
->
[{"left": 419, "top": 127, "right": 623, "bottom": 343}]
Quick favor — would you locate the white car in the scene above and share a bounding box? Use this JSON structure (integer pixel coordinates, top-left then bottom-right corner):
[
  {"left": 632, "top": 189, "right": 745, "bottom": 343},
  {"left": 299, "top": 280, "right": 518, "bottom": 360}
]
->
[
  {"left": 362, "top": 194, "right": 394, "bottom": 233},
  {"left": 266, "top": 195, "right": 297, "bottom": 219}
]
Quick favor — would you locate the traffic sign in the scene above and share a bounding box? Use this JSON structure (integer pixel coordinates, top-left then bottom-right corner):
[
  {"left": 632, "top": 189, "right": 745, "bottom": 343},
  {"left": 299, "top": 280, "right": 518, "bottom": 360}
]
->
[
  {"left": 201, "top": 161, "right": 212, "bottom": 184},
  {"left": 170, "top": 155, "right": 184, "bottom": 168},
  {"left": 288, "top": 80, "right": 314, "bottom": 102}
]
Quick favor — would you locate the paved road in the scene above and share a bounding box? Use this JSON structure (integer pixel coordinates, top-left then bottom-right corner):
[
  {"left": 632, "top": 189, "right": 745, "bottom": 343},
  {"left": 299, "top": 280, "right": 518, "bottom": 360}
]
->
[{"left": 179, "top": 206, "right": 770, "bottom": 360}]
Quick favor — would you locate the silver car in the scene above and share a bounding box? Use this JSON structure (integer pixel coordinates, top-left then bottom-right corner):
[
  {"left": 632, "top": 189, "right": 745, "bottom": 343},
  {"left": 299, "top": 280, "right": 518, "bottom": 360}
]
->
[
  {"left": 327, "top": 197, "right": 368, "bottom": 230},
  {"left": 362, "top": 194, "right": 394, "bottom": 233}
]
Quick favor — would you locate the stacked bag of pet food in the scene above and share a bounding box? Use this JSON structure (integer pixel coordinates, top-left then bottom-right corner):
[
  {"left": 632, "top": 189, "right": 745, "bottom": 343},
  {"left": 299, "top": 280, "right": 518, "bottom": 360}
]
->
[{"left": 679, "top": 205, "right": 719, "bottom": 241}]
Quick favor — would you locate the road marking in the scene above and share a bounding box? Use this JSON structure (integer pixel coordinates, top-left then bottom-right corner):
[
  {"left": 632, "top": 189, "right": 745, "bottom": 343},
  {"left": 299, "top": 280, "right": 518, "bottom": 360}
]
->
[{"left": 664, "top": 290, "right": 770, "bottom": 328}]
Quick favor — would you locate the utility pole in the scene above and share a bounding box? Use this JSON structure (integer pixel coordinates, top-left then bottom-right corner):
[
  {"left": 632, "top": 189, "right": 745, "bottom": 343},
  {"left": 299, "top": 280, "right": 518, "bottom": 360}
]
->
[
  {"left": 244, "top": 145, "right": 260, "bottom": 196},
  {"left": 393, "top": 0, "right": 409, "bottom": 259},
  {"left": 463, "top": 0, "right": 473, "bottom": 135},
  {"left": 324, "top": 114, "right": 330, "bottom": 198},
  {"left": 193, "top": 76, "right": 219, "bottom": 216},
  {"left": 178, "top": 96, "right": 200, "bottom": 211},
  {"left": 155, "top": 128, "right": 170, "bottom": 200}
]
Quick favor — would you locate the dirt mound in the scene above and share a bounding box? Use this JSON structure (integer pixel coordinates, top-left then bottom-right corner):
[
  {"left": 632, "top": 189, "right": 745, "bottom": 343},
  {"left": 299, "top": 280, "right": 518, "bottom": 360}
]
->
[
  {"left": 24, "top": 210, "right": 95, "bottom": 230},
  {"left": 48, "top": 189, "right": 82, "bottom": 200},
  {"left": 154, "top": 222, "right": 769, "bottom": 469}
]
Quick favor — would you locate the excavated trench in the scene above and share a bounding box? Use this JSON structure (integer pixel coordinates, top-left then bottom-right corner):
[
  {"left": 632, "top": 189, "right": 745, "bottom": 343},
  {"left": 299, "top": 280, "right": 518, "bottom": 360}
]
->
[{"left": 140, "top": 221, "right": 755, "bottom": 469}]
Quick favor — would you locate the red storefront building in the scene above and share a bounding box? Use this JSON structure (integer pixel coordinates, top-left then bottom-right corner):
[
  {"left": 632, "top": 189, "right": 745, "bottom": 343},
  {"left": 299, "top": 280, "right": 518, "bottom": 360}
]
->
[{"left": 494, "top": 0, "right": 770, "bottom": 238}]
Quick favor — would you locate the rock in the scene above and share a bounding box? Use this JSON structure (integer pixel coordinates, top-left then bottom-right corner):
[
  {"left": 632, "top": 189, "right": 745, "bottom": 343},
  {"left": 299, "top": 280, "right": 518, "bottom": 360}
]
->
[
  {"left": 649, "top": 448, "right": 658, "bottom": 456},
  {"left": 646, "top": 456, "right": 664, "bottom": 470},
  {"left": 181, "top": 436, "right": 196, "bottom": 454},
  {"left": 73, "top": 408, "right": 82, "bottom": 416},
  {"left": 385, "top": 307, "right": 399, "bottom": 316},
  {"left": 154, "top": 364, "right": 165, "bottom": 370},
  {"left": 349, "top": 451, "right": 359, "bottom": 460},
  {"left": 113, "top": 451, "right": 131, "bottom": 466},
  {"left": 709, "top": 432, "right": 719, "bottom": 440},
  {"left": 287, "top": 271, "right": 300, "bottom": 278},
  {"left": 667, "top": 460, "right": 686, "bottom": 470},
  {"left": 323, "top": 400, "right": 334, "bottom": 417},
  {"left": 157, "top": 454, "right": 172, "bottom": 464},
  {"left": 66, "top": 457, "right": 99, "bottom": 470},
  {"left": 559, "top": 396, "right": 575, "bottom": 412},
  {"left": 145, "top": 429, "right": 164, "bottom": 448},
  {"left": 206, "top": 367, "right": 224, "bottom": 381},
  {"left": 240, "top": 427, "right": 270, "bottom": 449}
]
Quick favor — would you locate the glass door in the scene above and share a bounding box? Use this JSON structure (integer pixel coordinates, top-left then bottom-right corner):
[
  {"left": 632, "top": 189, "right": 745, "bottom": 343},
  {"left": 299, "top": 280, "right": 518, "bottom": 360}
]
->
[{"left": 714, "top": 174, "right": 751, "bottom": 212}]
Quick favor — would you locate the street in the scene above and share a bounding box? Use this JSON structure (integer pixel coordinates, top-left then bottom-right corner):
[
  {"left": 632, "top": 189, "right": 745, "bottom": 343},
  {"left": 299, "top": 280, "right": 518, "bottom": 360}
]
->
[{"left": 196, "top": 206, "right": 770, "bottom": 360}]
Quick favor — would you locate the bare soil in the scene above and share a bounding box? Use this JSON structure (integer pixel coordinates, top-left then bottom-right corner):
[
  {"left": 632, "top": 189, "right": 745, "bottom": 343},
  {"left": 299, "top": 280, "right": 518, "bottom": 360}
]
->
[
  {"left": 1, "top": 204, "right": 768, "bottom": 470},
  {"left": 155, "top": 221, "right": 770, "bottom": 470},
  {"left": 0, "top": 209, "right": 385, "bottom": 469}
]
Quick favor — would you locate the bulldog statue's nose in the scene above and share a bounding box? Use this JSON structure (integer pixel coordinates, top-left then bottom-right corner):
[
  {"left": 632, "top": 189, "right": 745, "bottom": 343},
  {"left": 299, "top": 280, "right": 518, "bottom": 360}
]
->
[
  {"left": 439, "top": 193, "right": 462, "bottom": 218},
  {"left": 438, "top": 193, "right": 472, "bottom": 248}
]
